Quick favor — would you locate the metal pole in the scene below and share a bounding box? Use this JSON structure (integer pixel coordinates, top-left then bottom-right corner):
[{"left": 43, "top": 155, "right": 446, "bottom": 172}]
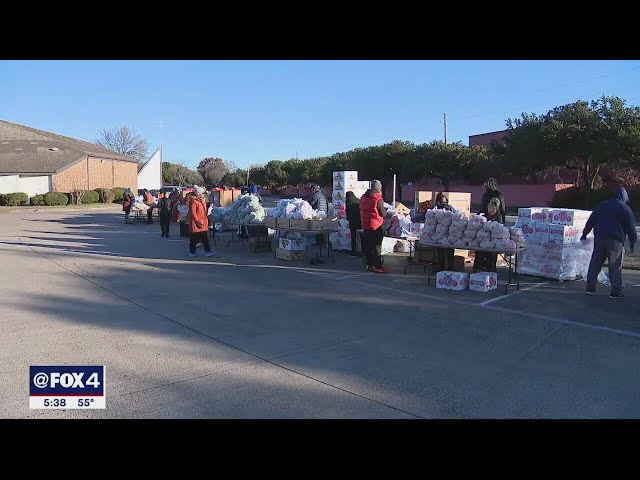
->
[
  {"left": 392, "top": 173, "right": 396, "bottom": 207},
  {"left": 444, "top": 113, "right": 448, "bottom": 145}
]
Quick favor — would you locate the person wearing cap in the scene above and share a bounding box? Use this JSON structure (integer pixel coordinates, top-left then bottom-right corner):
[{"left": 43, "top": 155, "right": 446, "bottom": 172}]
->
[
  {"left": 307, "top": 184, "right": 328, "bottom": 214},
  {"left": 188, "top": 188, "right": 215, "bottom": 258},
  {"left": 360, "top": 180, "right": 387, "bottom": 273},
  {"left": 481, "top": 178, "right": 506, "bottom": 224},
  {"left": 583, "top": 186, "right": 637, "bottom": 299}
]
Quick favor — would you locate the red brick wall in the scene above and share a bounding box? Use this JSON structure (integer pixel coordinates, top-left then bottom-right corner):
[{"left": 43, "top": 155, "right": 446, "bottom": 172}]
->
[{"left": 53, "top": 157, "right": 138, "bottom": 193}]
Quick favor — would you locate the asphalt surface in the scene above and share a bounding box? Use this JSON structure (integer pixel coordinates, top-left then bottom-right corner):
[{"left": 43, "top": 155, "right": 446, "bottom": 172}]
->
[{"left": 1, "top": 206, "right": 640, "bottom": 418}]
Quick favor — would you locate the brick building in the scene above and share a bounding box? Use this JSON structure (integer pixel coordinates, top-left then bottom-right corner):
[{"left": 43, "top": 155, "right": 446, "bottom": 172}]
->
[{"left": 0, "top": 120, "right": 138, "bottom": 197}]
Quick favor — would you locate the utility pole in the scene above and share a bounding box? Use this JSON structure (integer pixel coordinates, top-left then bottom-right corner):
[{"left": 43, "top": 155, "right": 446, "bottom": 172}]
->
[
  {"left": 154, "top": 121, "right": 168, "bottom": 186},
  {"left": 444, "top": 113, "right": 448, "bottom": 145}
]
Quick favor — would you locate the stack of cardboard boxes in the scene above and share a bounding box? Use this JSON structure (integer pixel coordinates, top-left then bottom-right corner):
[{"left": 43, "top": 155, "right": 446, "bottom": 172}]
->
[
  {"left": 517, "top": 207, "right": 594, "bottom": 280},
  {"left": 330, "top": 172, "right": 370, "bottom": 252}
]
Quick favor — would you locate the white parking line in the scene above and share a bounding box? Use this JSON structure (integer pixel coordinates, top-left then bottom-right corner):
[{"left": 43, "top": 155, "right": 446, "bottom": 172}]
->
[
  {"left": 484, "top": 304, "right": 640, "bottom": 340},
  {"left": 479, "top": 281, "right": 549, "bottom": 306}
]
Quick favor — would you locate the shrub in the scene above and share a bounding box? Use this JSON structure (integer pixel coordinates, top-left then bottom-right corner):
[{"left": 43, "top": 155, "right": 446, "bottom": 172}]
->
[
  {"left": 112, "top": 187, "right": 126, "bottom": 203},
  {"left": 550, "top": 186, "right": 612, "bottom": 210},
  {"left": 0, "top": 192, "right": 29, "bottom": 206},
  {"left": 82, "top": 190, "right": 100, "bottom": 204},
  {"left": 44, "top": 192, "right": 69, "bottom": 206},
  {"left": 31, "top": 194, "right": 46, "bottom": 206},
  {"left": 94, "top": 188, "right": 115, "bottom": 203}
]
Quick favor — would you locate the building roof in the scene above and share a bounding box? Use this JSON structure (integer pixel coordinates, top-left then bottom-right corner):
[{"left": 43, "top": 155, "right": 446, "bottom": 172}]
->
[
  {"left": 468, "top": 129, "right": 508, "bottom": 147},
  {"left": 0, "top": 120, "right": 137, "bottom": 175}
]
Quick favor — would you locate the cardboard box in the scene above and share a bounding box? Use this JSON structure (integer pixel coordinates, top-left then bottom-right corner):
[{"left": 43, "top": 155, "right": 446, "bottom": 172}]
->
[
  {"left": 414, "top": 191, "right": 434, "bottom": 212},
  {"left": 289, "top": 218, "right": 311, "bottom": 230},
  {"left": 436, "top": 271, "right": 469, "bottom": 291},
  {"left": 409, "top": 222, "right": 425, "bottom": 236},
  {"left": 394, "top": 202, "right": 411, "bottom": 216},
  {"left": 394, "top": 239, "right": 412, "bottom": 253},
  {"left": 469, "top": 272, "right": 498, "bottom": 292},
  {"left": 279, "top": 238, "right": 305, "bottom": 251},
  {"left": 310, "top": 219, "right": 337, "bottom": 231},
  {"left": 264, "top": 216, "right": 277, "bottom": 229},
  {"left": 432, "top": 192, "right": 471, "bottom": 219},
  {"left": 534, "top": 221, "right": 550, "bottom": 244},
  {"left": 219, "top": 190, "right": 233, "bottom": 207},
  {"left": 276, "top": 217, "right": 291, "bottom": 229},
  {"left": 547, "top": 224, "right": 579, "bottom": 249},
  {"left": 519, "top": 220, "right": 536, "bottom": 237},
  {"left": 333, "top": 171, "right": 358, "bottom": 182},
  {"left": 517, "top": 207, "right": 550, "bottom": 223},
  {"left": 548, "top": 209, "right": 592, "bottom": 226},
  {"left": 276, "top": 248, "right": 304, "bottom": 261}
]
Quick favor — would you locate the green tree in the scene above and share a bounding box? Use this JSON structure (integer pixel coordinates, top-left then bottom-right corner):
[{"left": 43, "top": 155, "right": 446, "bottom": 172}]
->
[
  {"left": 221, "top": 169, "right": 248, "bottom": 188},
  {"left": 541, "top": 96, "right": 640, "bottom": 207},
  {"left": 163, "top": 162, "right": 204, "bottom": 186},
  {"left": 402, "top": 141, "right": 466, "bottom": 191},
  {"left": 197, "top": 157, "right": 230, "bottom": 188},
  {"left": 502, "top": 113, "right": 552, "bottom": 184}
]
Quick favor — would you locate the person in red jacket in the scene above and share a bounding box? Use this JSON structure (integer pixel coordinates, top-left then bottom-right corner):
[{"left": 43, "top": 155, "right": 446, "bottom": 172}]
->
[
  {"left": 188, "top": 189, "right": 215, "bottom": 258},
  {"left": 359, "top": 180, "right": 387, "bottom": 273}
]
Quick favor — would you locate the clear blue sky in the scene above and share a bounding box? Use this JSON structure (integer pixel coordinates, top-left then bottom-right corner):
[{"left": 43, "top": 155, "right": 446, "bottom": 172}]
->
[{"left": 2, "top": 60, "right": 639, "bottom": 170}]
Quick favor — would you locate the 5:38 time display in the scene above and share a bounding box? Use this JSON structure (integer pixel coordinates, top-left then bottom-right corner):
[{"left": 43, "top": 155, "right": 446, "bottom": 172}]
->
[{"left": 43, "top": 398, "right": 66, "bottom": 407}]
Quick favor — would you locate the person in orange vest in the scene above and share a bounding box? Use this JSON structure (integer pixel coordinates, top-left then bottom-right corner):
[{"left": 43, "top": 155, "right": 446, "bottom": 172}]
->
[
  {"left": 188, "top": 188, "right": 215, "bottom": 258},
  {"left": 359, "top": 180, "right": 387, "bottom": 273}
]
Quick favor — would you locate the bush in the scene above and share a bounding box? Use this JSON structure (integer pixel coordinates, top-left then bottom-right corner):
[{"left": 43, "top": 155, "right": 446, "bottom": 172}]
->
[
  {"left": 44, "top": 192, "right": 69, "bottom": 206},
  {"left": 550, "top": 186, "right": 612, "bottom": 210},
  {"left": 94, "top": 188, "right": 115, "bottom": 204},
  {"left": 82, "top": 190, "right": 100, "bottom": 204},
  {"left": 112, "top": 187, "right": 126, "bottom": 203},
  {"left": 0, "top": 192, "right": 29, "bottom": 206},
  {"left": 31, "top": 194, "right": 46, "bottom": 206}
]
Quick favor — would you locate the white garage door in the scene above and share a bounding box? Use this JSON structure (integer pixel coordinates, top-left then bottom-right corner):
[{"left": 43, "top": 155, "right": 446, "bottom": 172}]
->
[
  {"left": 0, "top": 175, "right": 20, "bottom": 194},
  {"left": 17, "top": 176, "right": 52, "bottom": 197}
]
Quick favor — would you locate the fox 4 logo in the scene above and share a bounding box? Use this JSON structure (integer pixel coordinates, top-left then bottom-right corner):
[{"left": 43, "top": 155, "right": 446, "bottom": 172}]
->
[{"left": 49, "top": 372, "right": 101, "bottom": 389}]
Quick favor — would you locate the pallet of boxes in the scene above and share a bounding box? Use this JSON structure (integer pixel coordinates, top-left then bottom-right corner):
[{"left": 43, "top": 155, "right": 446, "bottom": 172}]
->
[{"left": 516, "top": 207, "right": 594, "bottom": 281}]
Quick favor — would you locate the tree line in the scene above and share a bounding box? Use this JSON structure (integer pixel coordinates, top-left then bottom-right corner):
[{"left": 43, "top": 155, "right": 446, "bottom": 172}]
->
[{"left": 101, "top": 96, "right": 640, "bottom": 208}]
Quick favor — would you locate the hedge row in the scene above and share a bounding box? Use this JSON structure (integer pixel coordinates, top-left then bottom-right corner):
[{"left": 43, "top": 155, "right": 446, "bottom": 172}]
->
[
  {"left": 0, "top": 192, "right": 29, "bottom": 206},
  {"left": 550, "top": 186, "right": 640, "bottom": 212}
]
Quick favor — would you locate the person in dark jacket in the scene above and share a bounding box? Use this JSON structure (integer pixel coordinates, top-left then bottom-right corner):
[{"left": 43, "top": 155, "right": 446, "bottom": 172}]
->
[
  {"left": 308, "top": 184, "right": 328, "bottom": 214},
  {"left": 481, "top": 178, "right": 506, "bottom": 224},
  {"left": 345, "top": 191, "right": 363, "bottom": 257},
  {"left": 583, "top": 186, "right": 637, "bottom": 298},
  {"left": 434, "top": 192, "right": 456, "bottom": 270},
  {"left": 473, "top": 197, "right": 501, "bottom": 273},
  {"left": 158, "top": 192, "right": 173, "bottom": 238}
]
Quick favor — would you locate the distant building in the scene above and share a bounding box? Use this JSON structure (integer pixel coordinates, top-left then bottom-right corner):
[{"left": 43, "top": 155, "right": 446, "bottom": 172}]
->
[
  {"left": 468, "top": 129, "right": 508, "bottom": 147},
  {"left": 0, "top": 120, "right": 138, "bottom": 197},
  {"left": 138, "top": 147, "right": 162, "bottom": 191}
]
